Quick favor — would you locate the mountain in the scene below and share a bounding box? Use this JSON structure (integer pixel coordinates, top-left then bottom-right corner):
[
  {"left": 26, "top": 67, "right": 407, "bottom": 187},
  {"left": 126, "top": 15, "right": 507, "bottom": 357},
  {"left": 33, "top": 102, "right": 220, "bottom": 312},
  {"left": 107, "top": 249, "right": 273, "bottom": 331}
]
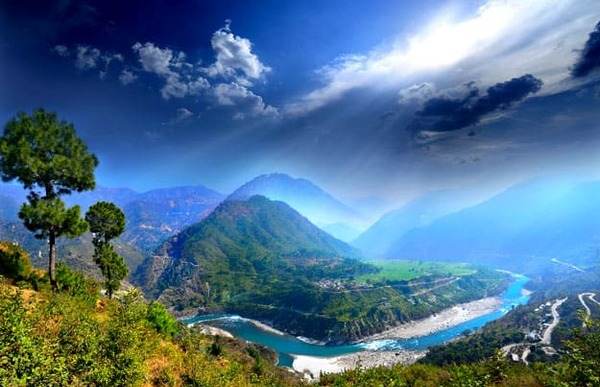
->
[
  {"left": 387, "top": 178, "right": 600, "bottom": 271},
  {"left": 121, "top": 185, "right": 224, "bottom": 251},
  {"left": 0, "top": 183, "right": 139, "bottom": 213},
  {"left": 0, "top": 184, "right": 26, "bottom": 222},
  {"left": 0, "top": 183, "right": 224, "bottom": 273},
  {"left": 136, "top": 195, "right": 508, "bottom": 342},
  {"left": 227, "top": 173, "right": 364, "bottom": 239},
  {"left": 137, "top": 195, "right": 359, "bottom": 297},
  {"left": 65, "top": 186, "right": 139, "bottom": 211},
  {"left": 0, "top": 220, "right": 144, "bottom": 278},
  {"left": 354, "top": 189, "right": 489, "bottom": 257}
]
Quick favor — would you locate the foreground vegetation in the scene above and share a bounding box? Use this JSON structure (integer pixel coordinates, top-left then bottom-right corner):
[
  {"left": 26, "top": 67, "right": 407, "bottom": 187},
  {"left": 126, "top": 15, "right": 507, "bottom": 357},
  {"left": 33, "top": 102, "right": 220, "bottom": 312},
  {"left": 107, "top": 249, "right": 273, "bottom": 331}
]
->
[{"left": 0, "top": 244, "right": 299, "bottom": 386}]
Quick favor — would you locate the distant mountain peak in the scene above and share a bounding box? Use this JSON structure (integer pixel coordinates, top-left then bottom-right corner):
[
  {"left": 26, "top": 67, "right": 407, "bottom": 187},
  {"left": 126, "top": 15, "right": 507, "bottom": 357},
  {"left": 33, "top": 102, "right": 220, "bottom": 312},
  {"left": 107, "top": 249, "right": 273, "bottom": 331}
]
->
[{"left": 227, "top": 173, "right": 364, "bottom": 237}]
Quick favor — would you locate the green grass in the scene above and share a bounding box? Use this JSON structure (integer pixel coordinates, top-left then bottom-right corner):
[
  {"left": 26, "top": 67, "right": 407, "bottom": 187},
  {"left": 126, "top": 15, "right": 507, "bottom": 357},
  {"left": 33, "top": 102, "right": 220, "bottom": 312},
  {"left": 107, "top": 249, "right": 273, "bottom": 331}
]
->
[{"left": 356, "top": 260, "right": 476, "bottom": 283}]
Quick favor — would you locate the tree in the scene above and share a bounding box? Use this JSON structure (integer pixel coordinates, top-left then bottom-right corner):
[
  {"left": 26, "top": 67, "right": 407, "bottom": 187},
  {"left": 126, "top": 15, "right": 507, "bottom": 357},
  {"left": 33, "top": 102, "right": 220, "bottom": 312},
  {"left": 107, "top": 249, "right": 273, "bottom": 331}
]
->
[
  {"left": 0, "top": 109, "right": 98, "bottom": 290},
  {"left": 93, "top": 244, "right": 128, "bottom": 299},
  {"left": 86, "top": 201, "right": 127, "bottom": 298}
]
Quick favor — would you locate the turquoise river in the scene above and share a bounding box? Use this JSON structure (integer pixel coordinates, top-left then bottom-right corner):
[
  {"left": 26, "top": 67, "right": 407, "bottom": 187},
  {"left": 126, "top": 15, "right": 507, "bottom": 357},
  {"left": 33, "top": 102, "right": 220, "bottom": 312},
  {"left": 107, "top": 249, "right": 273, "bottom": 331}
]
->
[{"left": 185, "top": 275, "right": 530, "bottom": 368}]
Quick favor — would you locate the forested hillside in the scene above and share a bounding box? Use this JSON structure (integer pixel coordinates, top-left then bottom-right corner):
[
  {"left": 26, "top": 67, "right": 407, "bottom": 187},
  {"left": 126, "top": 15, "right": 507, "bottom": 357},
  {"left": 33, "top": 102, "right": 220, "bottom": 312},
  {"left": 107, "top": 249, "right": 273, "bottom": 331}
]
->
[{"left": 137, "top": 195, "right": 509, "bottom": 343}]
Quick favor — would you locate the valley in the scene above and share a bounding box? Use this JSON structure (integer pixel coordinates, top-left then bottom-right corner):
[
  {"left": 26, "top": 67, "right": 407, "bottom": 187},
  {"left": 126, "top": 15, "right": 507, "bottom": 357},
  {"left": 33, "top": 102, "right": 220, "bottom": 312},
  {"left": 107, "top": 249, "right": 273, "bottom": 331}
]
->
[
  {"left": 184, "top": 275, "right": 529, "bottom": 377},
  {"left": 2, "top": 171, "right": 600, "bottom": 384},
  {"left": 3, "top": 3, "right": 600, "bottom": 385},
  {"left": 134, "top": 195, "right": 510, "bottom": 343}
]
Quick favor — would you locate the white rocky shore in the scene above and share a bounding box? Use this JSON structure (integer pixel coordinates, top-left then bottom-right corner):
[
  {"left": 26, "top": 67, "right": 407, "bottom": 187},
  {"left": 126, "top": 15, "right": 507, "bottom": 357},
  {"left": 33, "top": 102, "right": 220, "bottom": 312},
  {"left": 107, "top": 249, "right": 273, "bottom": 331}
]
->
[
  {"left": 362, "top": 295, "right": 502, "bottom": 341},
  {"left": 292, "top": 295, "right": 502, "bottom": 380},
  {"left": 192, "top": 323, "right": 234, "bottom": 338},
  {"left": 188, "top": 295, "right": 505, "bottom": 380},
  {"left": 293, "top": 350, "right": 427, "bottom": 381}
]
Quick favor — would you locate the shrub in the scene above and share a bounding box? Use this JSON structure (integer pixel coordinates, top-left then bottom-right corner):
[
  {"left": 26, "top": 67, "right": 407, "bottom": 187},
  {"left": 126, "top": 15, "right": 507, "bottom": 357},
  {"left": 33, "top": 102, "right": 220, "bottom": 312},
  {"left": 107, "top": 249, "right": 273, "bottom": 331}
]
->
[
  {"left": 207, "top": 340, "right": 223, "bottom": 357},
  {"left": 0, "top": 242, "right": 32, "bottom": 280},
  {"left": 0, "top": 284, "right": 69, "bottom": 385},
  {"left": 147, "top": 301, "right": 180, "bottom": 337},
  {"left": 55, "top": 262, "right": 99, "bottom": 301}
]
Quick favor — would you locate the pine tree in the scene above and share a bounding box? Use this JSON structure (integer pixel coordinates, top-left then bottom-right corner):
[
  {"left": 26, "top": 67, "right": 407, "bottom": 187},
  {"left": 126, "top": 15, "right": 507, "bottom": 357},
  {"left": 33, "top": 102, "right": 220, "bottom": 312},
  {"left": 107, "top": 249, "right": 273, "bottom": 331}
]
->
[
  {"left": 86, "top": 201, "right": 128, "bottom": 298},
  {"left": 0, "top": 109, "right": 97, "bottom": 289}
]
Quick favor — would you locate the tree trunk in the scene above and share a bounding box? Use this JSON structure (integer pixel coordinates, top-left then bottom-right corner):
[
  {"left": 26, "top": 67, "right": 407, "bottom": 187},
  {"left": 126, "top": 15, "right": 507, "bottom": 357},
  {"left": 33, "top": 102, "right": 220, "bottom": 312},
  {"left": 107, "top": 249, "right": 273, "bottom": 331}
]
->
[
  {"left": 45, "top": 184, "right": 58, "bottom": 291},
  {"left": 49, "top": 231, "right": 57, "bottom": 291},
  {"left": 107, "top": 261, "right": 112, "bottom": 299}
]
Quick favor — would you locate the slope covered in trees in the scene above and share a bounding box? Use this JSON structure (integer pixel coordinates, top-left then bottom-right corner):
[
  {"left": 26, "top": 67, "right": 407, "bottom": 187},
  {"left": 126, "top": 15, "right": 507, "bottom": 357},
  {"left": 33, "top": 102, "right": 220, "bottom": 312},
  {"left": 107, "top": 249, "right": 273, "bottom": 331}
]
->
[
  {"left": 137, "top": 195, "right": 508, "bottom": 342},
  {"left": 0, "top": 251, "right": 299, "bottom": 386}
]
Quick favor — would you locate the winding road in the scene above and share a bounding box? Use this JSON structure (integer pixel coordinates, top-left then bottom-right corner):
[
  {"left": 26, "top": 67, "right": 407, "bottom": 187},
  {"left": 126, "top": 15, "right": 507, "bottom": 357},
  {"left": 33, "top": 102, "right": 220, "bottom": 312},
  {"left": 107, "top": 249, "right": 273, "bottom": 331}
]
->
[
  {"left": 551, "top": 258, "right": 584, "bottom": 272},
  {"left": 578, "top": 293, "right": 594, "bottom": 316},
  {"left": 541, "top": 297, "right": 568, "bottom": 345},
  {"left": 502, "top": 296, "right": 567, "bottom": 364},
  {"left": 577, "top": 292, "right": 599, "bottom": 326}
]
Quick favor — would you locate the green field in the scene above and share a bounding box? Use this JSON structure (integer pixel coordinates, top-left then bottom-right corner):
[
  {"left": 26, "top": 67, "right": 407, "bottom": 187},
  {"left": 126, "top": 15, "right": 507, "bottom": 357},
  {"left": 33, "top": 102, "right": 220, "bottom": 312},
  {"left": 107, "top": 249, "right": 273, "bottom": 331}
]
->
[{"left": 356, "top": 260, "right": 477, "bottom": 283}]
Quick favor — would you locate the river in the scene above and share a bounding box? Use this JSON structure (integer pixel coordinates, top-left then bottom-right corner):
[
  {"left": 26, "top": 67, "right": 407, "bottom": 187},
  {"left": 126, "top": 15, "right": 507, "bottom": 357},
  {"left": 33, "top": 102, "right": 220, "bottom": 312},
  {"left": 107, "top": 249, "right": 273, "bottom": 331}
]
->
[{"left": 185, "top": 275, "right": 530, "bottom": 367}]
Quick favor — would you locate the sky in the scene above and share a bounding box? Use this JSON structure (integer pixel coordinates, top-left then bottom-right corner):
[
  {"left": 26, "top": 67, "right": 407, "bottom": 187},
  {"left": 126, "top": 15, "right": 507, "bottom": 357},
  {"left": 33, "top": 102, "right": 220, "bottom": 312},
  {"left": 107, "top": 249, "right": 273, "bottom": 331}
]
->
[{"left": 1, "top": 0, "right": 600, "bottom": 206}]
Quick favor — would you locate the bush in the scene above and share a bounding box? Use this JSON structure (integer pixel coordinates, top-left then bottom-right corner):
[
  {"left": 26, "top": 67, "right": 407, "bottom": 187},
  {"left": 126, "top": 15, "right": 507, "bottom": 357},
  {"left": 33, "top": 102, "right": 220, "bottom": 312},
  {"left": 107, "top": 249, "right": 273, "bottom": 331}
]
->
[
  {"left": 0, "top": 242, "right": 32, "bottom": 280},
  {"left": 146, "top": 301, "right": 180, "bottom": 337},
  {"left": 55, "top": 262, "right": 99, "bottom": 300},
  {"left": 207, "top": 340, "right": 223, "bottom": 357},
  {"left": 0, "top": 285, "right": 69, "bottom": 385}
]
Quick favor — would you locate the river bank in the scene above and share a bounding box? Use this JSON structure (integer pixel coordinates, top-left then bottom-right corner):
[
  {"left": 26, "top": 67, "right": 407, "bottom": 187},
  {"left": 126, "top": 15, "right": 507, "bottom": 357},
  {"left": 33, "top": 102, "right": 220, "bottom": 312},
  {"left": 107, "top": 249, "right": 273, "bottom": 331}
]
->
[
  {"left": 292, "top": 350, "right": 427, "bottom": 380},
  {"left": 185, "top": 276, "right": 530, "bottom": 374},
  {"left": 290, "top": 295, "right": 503, "bottom": 379},
  {"left": 193, "top": 323, "right": 234, "bottom": 338},
  {"left": 360, "top": 296, "right": 502, "bottom": 342}
]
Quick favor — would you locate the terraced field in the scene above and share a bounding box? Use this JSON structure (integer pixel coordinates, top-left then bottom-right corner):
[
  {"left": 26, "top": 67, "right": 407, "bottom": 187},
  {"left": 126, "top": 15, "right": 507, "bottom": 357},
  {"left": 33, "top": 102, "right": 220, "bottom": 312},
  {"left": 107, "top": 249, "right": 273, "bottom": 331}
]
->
[{"left": 356, "top": 260, "right": 476, "bottom": 283}]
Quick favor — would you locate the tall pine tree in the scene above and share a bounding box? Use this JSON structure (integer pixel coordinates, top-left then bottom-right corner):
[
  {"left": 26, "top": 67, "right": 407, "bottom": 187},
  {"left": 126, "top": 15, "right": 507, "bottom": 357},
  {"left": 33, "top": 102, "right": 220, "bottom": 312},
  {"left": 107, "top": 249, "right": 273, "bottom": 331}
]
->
[{"left": 0, "top": 109, "right": 97, "bottom": 289}]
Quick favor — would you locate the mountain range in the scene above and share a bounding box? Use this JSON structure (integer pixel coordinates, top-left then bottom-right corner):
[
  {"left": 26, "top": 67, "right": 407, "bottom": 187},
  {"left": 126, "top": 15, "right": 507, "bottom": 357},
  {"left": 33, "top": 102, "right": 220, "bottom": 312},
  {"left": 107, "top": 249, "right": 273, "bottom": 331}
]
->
[
  {"left": 384, "top": 178, "right": 600, "bottom": 271},
  {"left": 0, "top": 183, "right": 224, "bottom": 275},
  {"left": 353, "top": 189, "right": 491, "bottom": 257}
]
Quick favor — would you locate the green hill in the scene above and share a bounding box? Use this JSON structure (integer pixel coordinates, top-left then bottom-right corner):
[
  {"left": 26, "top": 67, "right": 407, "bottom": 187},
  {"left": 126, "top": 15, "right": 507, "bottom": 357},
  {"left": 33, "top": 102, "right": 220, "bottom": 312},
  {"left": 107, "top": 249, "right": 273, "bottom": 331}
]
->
[
  {"left": 136, "top": 195, "right": 362, "bottom": 303},
  {"left": 136, "top": 196, "right": 508, "bottom": 343}
]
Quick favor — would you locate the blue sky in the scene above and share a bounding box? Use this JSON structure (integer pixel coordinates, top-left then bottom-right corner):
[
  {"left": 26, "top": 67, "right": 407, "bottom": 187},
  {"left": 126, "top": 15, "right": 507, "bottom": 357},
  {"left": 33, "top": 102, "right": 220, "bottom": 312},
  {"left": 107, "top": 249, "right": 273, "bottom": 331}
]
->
[{"left": 1, "top": 0, "right": 600, "bottom": 205}]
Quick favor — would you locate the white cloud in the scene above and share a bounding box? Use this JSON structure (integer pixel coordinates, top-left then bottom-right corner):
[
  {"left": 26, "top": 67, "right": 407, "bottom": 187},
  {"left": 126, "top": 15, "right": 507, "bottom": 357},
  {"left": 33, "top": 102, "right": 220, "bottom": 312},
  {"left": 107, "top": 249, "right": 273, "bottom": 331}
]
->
[
  {"left": 75, "top": 45, "right": 101, "bottom": 69},
  {"left": 161, "top": 74, "right": 209, "bottom": 99},
  {"left": 398, "top": 82, "right": 436, "bottom": 105},
  {"left": 176, "top": 107, "right": 194, "bottom": 120},
  {"left": 286, "top": 0, "right": 600, "bottom": 114},
  {"left": 57, "top": 45, "right": 123, "bottom": 79},
  {"left": 204, "top": 22, "right": 270, "bottom": 86},
  {"left": 132, "top": 42, "right": 209, "bottom": 99},
  {"left": 130, "top": 24, "right": 275, "bottom": 117},
  {"left": 119, "top": 69, "right": 137, "bottom": 85},
  {"left": 52, "top": 45, "right": 69, "bottom": 57},
  {"left": 132, "top": 42, "right": 177, "bottom": 76},
  {"left": 213, "top": 82, "right": 278, "bottom": 119}
]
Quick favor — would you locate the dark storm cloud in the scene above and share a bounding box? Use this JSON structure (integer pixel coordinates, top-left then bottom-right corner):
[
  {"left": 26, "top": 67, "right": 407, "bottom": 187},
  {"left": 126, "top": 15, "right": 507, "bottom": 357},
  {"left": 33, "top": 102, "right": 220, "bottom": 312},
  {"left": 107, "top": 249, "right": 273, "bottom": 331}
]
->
[
  {"left": 571, "top": 21, "right": 600, "bottom": 78},
  {"left": 410, "top": 74, "right": 543, "bottom": 133}
]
